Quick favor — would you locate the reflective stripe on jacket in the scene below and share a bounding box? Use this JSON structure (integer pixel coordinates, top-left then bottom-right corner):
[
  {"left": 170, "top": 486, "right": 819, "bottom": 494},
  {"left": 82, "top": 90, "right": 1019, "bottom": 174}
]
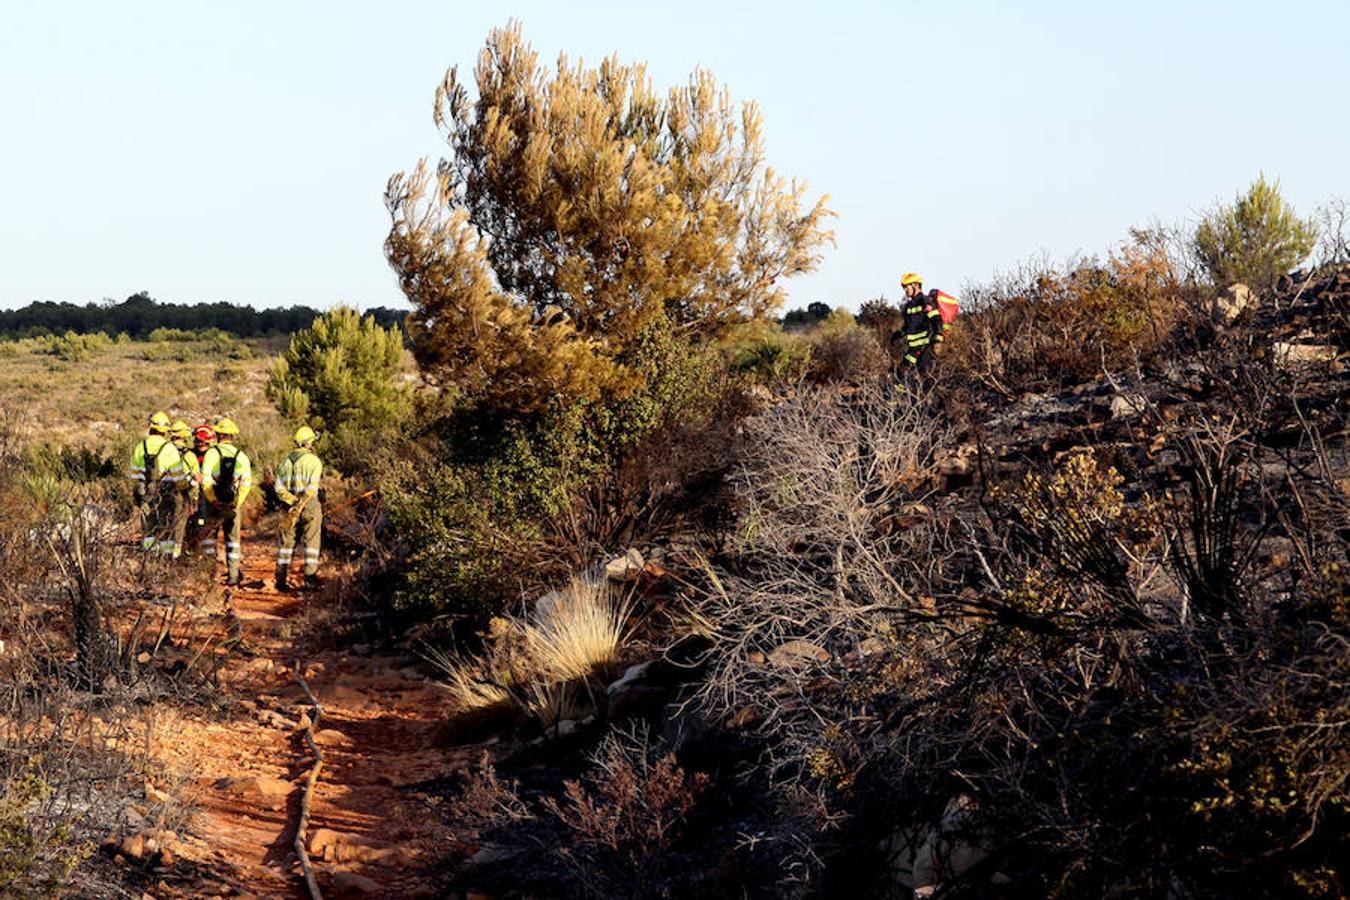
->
[
  {"left": 893, "top": 299, "right": 943, "bottom": 364},
  {"left": 274, "top": 450, "right": 323, "bottom": 506},
  {"left": 128, "top": 435, "right": 187, "bottom": 485}
]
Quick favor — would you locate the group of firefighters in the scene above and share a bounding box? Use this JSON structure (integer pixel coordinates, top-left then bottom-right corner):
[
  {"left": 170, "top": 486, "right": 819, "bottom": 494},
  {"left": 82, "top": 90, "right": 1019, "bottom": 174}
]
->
[
  {"left": 125, "top": 270, "right": 941, "bottom": 591},
  {"left": 127, "top": 413, "right": 324, "bottom": 592}
]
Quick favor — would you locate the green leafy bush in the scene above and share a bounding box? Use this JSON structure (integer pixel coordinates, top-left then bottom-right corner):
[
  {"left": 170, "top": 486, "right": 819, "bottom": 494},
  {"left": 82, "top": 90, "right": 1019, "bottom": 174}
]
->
[
  {"left": 727, "top": 323, "right": 813, "bottom": 384},
  {"left": 1193, "top": 174, "right": 1318, "bottom": 289},
  {"left": 382, "top": 321, "right": 728, "bottom": 624}
]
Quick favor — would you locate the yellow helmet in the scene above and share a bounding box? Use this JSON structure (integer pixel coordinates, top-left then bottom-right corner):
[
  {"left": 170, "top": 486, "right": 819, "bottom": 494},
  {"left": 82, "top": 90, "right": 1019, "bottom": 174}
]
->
[
  {"left": 293, "top": 425, "right": 317, "bottom": 446},
  {"left": 214, "top": 416, "right": 240, "bottom": 437},
  {"left": 901, "top": 272, "right": 923, "bottom": 286},
  {"left": 148, "top": 411, "right": 171, "bottom": 433},
  {"left": 170, "top": 419, "right": 192, "bottom": 441}
]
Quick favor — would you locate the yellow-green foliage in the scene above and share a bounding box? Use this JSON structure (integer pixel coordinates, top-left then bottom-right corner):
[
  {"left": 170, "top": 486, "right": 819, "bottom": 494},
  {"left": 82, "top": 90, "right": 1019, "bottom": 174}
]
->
[
  {"left": 1194, "top": 174, "right": 1318, "bottom": 289},
  {"left": 385, "top": 22, "right": 833, "bottom": 414},
  {"left": 36, "top": 331, "right": 116, "bottom": 363},
  {"left": 725, "top": 321, "right": 813, "bottom": 384},
  {"left": 995, "top": 452, "right": 1161, "bottom": 627}
]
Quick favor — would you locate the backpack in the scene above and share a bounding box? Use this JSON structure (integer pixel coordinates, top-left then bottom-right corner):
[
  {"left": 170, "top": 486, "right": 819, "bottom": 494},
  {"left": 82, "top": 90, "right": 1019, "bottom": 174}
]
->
[
  {"left": 929, "top": 289, "right": 960, "bottom": 327},
  {"left": 142, "top": 438, "right": 169, "bottom": 483},
  {"left": 216, "top": 449, "right": 238, "bottom": 504}
]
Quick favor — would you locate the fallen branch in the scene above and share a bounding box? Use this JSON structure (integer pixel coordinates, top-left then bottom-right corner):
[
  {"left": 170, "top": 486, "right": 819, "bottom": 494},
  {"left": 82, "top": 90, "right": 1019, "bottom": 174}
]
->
[{"left": 294, "top": 672, "right": 325, "bottom": 900}]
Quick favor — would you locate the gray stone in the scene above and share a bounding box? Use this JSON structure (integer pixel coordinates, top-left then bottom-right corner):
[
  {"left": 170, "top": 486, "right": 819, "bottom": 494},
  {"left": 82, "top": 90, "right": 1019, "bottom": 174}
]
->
[
  {"left": 606, "top": 660, "right": 654, "bottom": 698},
  {"left": 1211, "top": 282, "right": 1254, "bottom": 325},
  {"left": 1109, "top": 392, "right": 1149, "bottom": 420},
  {"left": 1274, "top": 342, "right": 1338, "bottom": 368},
  {"left": 534, "top": 590, "right": 566, "bottom": 620}
]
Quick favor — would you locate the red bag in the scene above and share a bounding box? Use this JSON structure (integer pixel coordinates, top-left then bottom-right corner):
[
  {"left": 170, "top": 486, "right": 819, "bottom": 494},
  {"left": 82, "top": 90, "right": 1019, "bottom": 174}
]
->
[{"left": 929, "top": 289, "right": 960, "bottom": 326}]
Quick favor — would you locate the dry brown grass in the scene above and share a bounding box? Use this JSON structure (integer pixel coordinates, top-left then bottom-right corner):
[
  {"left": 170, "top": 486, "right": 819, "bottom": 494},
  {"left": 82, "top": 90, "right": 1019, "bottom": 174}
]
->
[{"left": 0, "top": 337, "right": 290, "bottom": 459}]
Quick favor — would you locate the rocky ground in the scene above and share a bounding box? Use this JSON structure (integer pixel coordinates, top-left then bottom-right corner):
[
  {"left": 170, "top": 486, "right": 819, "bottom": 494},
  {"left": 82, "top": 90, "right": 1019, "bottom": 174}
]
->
[{"left": 97, "top": 530, "right": 485, "bottom": 899}]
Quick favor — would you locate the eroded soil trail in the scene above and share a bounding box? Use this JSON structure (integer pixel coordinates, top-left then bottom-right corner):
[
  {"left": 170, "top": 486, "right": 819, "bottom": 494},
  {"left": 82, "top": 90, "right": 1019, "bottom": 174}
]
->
[{"left": 150, "top": 534, "right": 467, "bottom": 898}]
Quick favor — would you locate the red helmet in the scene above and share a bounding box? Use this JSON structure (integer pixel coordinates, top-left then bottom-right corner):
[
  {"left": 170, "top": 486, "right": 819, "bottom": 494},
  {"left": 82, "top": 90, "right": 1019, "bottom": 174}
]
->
[{"left": 193, "top": 424, "right": 217, "bottom": 443}]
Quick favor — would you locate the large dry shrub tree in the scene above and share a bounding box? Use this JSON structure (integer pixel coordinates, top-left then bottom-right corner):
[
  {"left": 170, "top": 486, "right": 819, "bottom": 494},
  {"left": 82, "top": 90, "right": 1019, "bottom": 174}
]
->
[{"left": 385, "top": 22, "right": 833, "bottom": 414}]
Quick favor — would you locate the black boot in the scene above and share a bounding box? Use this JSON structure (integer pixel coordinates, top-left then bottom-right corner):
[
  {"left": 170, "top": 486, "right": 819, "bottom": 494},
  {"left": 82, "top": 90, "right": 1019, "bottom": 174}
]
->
[
  {"left": 274, "top": 569, "right": 291, "bottom": 592},
  {"left": 303, "top": 573, "right": 323, "bottom": 591}
]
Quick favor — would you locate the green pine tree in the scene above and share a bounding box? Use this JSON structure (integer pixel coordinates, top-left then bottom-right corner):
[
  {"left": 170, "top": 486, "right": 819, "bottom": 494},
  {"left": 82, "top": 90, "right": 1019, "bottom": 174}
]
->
[
  {"left": 1193, "top": 174, "right": 1318, "bottom": 289},
  {"left": 266, "top": 307, "right": 412, "bottom": 457}
]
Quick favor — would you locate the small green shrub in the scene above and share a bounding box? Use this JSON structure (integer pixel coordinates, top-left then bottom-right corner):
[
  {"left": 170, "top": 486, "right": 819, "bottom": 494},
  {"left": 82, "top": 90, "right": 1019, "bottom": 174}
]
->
[
  {"left": 148, "top": 327, "right": 196, "bottom": 342},
  {"left": 1193, "top": 174, "right": 1318, "bottom": 289},
  {"left": 728, "top": 325, "right": 813, "bottom": 384},
  {"left": 0, "top": 769, "right": 92, "bottom": 897},
  {"left": 21, "top": 442, "right": 119, "bottom": 485},
  {"left": 137, "top": 342, "right": 197, "bottom": 362},
  {"left": 38, "top": 331, "right": 114, "bottom": 363}
]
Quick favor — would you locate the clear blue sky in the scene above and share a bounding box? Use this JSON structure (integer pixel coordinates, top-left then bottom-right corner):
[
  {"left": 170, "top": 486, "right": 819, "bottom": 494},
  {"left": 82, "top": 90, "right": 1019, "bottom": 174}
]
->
[{"left": 2, "top": 0, "right": 1346, "bottom": 311}]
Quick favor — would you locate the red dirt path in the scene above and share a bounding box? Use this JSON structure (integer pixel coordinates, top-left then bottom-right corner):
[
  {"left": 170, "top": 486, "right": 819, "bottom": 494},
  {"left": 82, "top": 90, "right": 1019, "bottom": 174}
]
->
[{"left": 144, "top": 534, "right": 479, "bottom": 898}]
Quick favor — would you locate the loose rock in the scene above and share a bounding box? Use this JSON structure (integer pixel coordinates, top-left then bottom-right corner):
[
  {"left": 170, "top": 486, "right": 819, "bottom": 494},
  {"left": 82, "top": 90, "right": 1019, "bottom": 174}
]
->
[
  {"left": 1211, "top": 282, "right": 1254, "bottom": 325},
  {"left": 604, "top": 548, "right": 645, "bottom": 582}
]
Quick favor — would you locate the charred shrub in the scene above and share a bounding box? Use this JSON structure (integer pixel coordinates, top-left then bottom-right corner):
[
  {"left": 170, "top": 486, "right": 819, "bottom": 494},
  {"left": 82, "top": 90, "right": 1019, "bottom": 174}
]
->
[
  {"left": 945, "top": 237, "right": 1197, "bottom": 395},
  {"left": 543, "top": 730, "right": 710, "bottom": 899}
]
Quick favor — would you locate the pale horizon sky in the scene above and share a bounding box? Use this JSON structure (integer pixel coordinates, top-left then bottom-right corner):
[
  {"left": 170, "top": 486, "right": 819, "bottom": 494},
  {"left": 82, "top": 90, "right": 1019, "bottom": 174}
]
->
[{"left": 2, "top": 0, "right": 1346, "bottom": 312}]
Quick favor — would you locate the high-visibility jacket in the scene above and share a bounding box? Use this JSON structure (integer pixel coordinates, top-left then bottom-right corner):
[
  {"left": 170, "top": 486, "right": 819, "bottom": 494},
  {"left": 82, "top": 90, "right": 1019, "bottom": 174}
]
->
[
  {"left": 175, "top": 442, "right": 202, "bottom": 498},
  {"left": 201, "top": 442, "right": 253, "bottom": 507},
  {"left": 274, "top": 449, "right": 323, "bottom": 506},
  {"left": 894, "top": 298, "right": 943, "bottom": 365},
  {"left": 127, "top": 434, "right": 187, "bottom": 489}
]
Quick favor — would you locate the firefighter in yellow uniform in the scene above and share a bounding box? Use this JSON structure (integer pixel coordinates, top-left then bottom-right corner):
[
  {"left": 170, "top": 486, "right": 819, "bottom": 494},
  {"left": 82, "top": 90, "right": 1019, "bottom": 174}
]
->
[
  {"left": 127, "top": 411, "right": 188, "bottom": 556},
  {"left": 199, "top": 416, "right": 253, "bottom": 585},
  {"left": 273, "top": 426, "right": 324, "bottom": 592},
  {"left": 166, "top": 420, "right": 198, "bottom": 559}
]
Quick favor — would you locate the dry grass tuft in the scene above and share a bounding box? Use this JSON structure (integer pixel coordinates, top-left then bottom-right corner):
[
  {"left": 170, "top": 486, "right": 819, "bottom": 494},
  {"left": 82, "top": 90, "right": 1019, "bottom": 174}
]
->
[
  {"left": 428, "top": 575, "right": 634, "bottom": 728},
  {"left": 526, "top": 576, "right": 634, "bottom": 683}
]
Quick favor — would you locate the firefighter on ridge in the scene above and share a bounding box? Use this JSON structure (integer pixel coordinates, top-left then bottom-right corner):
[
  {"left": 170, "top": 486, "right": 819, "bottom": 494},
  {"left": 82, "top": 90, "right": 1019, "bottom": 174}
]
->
[
  {"left": 199, "top": 416, "right": 252, "bottom": 585},
  {"left": 127, "top": 411, "right": 187, "bottom": 556},
  {"left": 273, "top": 425, "right": 323, "bottom": 592},
  {"left": 891, "top": 272, "right": 944, "bottom": 376}
]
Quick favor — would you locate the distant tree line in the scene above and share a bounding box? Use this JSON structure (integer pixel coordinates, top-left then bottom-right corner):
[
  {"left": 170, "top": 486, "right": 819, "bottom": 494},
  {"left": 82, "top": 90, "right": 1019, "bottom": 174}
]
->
[{"left": 0, "top": 291, "right": 408, "bottom": 339}]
